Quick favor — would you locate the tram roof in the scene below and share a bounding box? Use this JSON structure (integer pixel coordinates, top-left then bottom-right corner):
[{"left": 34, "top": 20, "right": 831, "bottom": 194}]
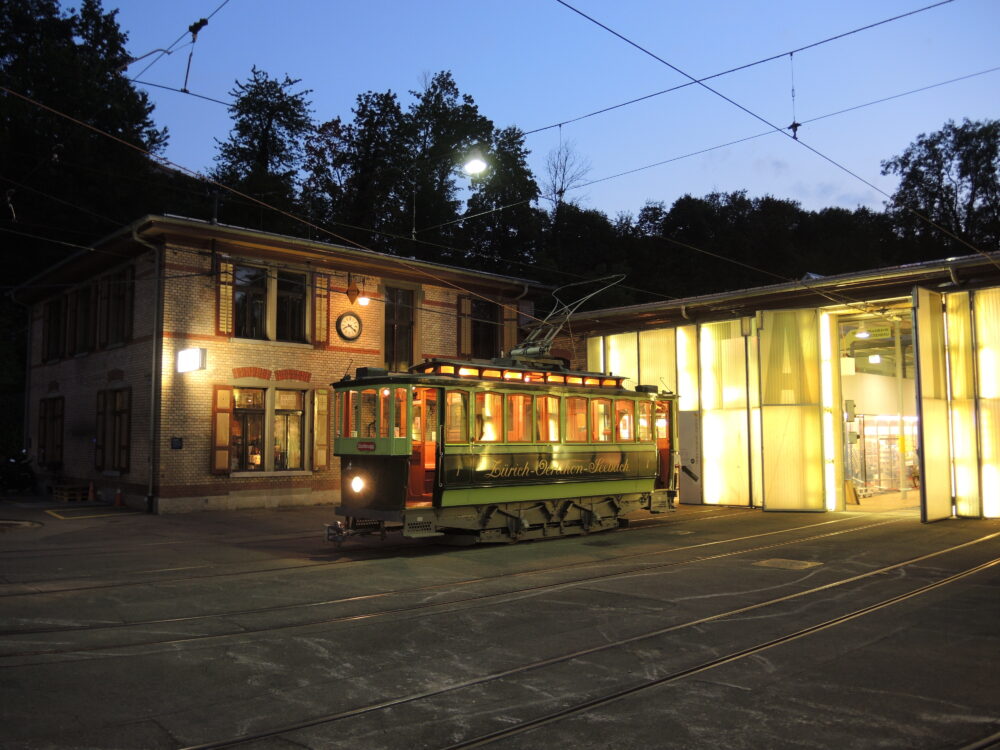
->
[{"left": 334, "top": 359, "right": 667, "bottom": 395}]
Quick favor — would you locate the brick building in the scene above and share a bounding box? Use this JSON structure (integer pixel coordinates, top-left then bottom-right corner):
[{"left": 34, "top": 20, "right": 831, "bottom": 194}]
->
[{"left": 17, "top": 215, "right": 541, "bottom": 512}]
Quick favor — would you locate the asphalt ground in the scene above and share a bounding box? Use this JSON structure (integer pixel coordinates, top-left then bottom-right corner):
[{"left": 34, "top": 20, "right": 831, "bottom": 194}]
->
[{"left": 1, "top": 496, "right": 999, "bottom": 750}]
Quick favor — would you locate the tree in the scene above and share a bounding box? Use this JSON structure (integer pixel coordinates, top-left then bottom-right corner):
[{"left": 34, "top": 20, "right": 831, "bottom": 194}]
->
[
  {"left": 302, "top": 91, "right": 409, "bottom": 252},
  {"left": 541, "top": 140, "right": 591, "bottom": 207},
  {"left": 1, "top": 0, "right": 169, "bottom": 276},
  {"left": 881, "top": 119, "right": 1000, "bottom": 257},
  {"left": 211, "top": 67, "right": 313, "bottom": 230}
]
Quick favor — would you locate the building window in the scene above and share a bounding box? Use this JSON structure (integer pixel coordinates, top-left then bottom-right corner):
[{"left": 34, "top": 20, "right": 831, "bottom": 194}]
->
[
  {"left": 234, "top": 266, "right": 268, "bottom": 340},
  {"left": 276, "top": 272, "right": 307, "bottom": 342},
  {"left": 97, "top": 267, "right": 134, "bottom": 348},
  {"left": 273, "top": 390, "right": 304, "bottom": 470},
  {"left": 232, "top": 387, "right": 266, "bottom": 471},
  {"left": 67, "top": 286, "right": 96, "bottom": 355},
  {"left": 458, "top": 296, "right": 502, "bottom": 359},
  {"left": 231, "top": 265, "right": 311, "bottom": 343},
  {"left": 38, "top": 397, "right": 64, "bottom": 468},
  {"left": 219, "top": 387, "right": 322, "bottom": 473},
  {"left": 385, "top": 286, "right": 414, "bottom": 371},
  {"left": 42, "top": 298, "right": 64, "bottom": 362},
  {"left": 96, "top": 388, "right": 131, "bottom": 472}
]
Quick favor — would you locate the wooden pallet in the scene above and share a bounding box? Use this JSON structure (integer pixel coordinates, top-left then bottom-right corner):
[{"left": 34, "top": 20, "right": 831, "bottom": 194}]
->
[{"left": 52, "top": 485, "right": 89, "bottom": 502}]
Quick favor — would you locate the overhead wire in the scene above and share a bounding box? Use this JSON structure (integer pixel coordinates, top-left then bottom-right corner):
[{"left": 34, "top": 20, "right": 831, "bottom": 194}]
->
[
  {"left": 574, "top": 65, "right": 1000, "bottom": 190},
  {"left": 554, "top": 0, "right": 1000, "bottom": 272},
  {"left": 128, "top": 0, "right": 232, "bottom": 81},
  {"left": 525, "top": 0, "right": 955, "bottom": 135}
]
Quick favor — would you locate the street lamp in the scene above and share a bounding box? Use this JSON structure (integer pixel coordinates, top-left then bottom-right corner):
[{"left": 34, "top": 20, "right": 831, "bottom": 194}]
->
[{"left": 410, "top": 151, "right": 489, "bottom": 240}]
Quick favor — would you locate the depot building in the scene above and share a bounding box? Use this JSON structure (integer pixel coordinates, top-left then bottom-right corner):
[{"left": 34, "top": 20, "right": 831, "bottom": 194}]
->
[{"left": 562, "top": 251, "right": 1000, "bottom": 521}]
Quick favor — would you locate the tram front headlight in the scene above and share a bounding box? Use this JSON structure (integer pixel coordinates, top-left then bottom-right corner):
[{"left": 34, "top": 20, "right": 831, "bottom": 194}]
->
[{"left": 350, "top": 475, "right": 365, "bottom": 494}]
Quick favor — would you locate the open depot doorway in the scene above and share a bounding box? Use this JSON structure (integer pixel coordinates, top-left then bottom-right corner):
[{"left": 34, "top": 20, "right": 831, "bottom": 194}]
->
[{"left": 838, "top": 307, "right": 921, "bottom": 514}]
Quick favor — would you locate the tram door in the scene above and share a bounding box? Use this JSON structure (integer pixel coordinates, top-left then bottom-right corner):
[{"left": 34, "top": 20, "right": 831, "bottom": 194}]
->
[
  {"left": 407, "top": 387, "right": 439, "bottom": 506},
  {"left": 654, "top": 400, "right": 674, "bottom": 490}
]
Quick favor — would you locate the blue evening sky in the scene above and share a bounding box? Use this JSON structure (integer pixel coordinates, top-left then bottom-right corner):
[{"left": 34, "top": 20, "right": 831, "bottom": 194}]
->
[{"left": 112, "top": 0, "right": 999, "bottom": 219}]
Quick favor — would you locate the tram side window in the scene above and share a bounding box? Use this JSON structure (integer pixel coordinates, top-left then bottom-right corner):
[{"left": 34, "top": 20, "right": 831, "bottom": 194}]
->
[
  {"left": 393, "top": 388, "right": 407, "bottom": 438},
  {"left": 637, "top": 401, "right": 653, "bottom": 442},
  {"left": 506, "top": 393, "right": 532, "bottom": 442},
  {"left": 346, "top": 391, "right": 357, "bottom": 437},
  {"left": 445, "top": 391, "right": 469, "bottom": 443},
  {"left": 566, "top": 397, "right": 588, "bottom": 443},
  {"left": 474, "top": 392, "right": 503, "bottom": 442},
  {"left": 379, "top": 388, "right": 391, "bottom": 438},
  {"left": 536, "top": 395, "right": 560, "bottom": 442},
  {"left": 615, "top": 400, "right": 635, "bottom": 442},
  {"left": 591, "top": 398, "right": 613, "bottom": 442},
  {"left": 360, "top": 389, "right": 377, "bottom": 437},
  {"left": 335, "top": 392, "right": 345, "bottom": 438}
]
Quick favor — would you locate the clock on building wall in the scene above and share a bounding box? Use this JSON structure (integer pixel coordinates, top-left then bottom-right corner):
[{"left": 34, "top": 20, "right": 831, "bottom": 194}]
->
[{"left": 336, "top": 311, "right": 362, "bottom": 341}]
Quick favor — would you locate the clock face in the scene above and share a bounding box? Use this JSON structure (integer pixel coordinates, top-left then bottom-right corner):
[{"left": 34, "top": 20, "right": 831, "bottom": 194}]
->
[{"left": 336, "top": 312, "right": 362, "bottom": 341}]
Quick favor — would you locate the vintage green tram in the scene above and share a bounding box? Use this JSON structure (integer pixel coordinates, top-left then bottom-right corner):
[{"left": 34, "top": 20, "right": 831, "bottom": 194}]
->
[{"left": 327, "top": 359, "right": 677, "bottom": 545}]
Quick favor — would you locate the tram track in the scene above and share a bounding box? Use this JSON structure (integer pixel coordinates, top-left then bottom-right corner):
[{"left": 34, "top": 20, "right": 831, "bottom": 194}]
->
[
  {"left": 0, "top": 516, "right": 909, "bottom": 660},
  {"left": 174, "top": 531, "right": 1000, "bottom": 750},
  {"left": 0, "top": 507, "right": 738, "bottom": 597}
]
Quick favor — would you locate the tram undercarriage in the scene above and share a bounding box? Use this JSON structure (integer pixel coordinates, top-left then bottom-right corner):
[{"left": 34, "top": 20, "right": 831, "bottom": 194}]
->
[{"left": 327, "top": 489, "right": 674, "bottom": 546}]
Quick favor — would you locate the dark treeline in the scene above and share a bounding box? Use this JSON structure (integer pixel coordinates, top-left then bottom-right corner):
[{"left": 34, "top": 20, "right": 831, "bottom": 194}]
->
[{"left": 4, "top": 1, "right": 999, "bottom": 303}]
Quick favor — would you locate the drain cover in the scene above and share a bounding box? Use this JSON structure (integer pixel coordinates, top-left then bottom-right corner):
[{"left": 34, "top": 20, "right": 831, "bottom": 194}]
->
[{"left": 753, "top": 558, "right": 822, "bottom": 570}]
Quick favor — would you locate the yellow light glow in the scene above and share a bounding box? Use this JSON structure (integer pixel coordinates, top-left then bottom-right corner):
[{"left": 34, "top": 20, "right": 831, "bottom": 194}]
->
[
  {"left": 459, "top": 367, "right": 479, "bottom": 377},
  {"left": 820, "top": 313, "right": 838, "bottom": 510},
  {"left": 584, "top": 377, "right": 601, "bottom": 386},
  {"left": 503, "top": 370, "right": 523, "bottom": 381},
  {"left": 177, "top": 347, "right": 206, "bottom": 373},
  {"left": 350, "top": 475, "right": 365, "bottom": 493},
  {"left": 868, "top": 354, "right": 881, "bottom": 364},
  {"left": 358, "top": 295, "right": 370, "bottom": 306},
  {"left": 439, "top": 365, "right": 455, "bottom": 374},
  {"left": 546, "top": 374, "right": 565, "bottom": 384}
]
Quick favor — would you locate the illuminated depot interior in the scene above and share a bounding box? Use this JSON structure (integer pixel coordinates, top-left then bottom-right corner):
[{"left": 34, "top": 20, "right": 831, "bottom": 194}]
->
[{"left": 573, "top": 256, "right": 1000, "bottom": 520}]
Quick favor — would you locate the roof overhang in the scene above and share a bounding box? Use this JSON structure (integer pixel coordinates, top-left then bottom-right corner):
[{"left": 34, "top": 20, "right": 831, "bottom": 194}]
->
[
  {"left": 13, "top": 214, "right": 547, "bottom": 304},
  {"left": 568, "top": 252, "right": 1000, "bottom": 336}
]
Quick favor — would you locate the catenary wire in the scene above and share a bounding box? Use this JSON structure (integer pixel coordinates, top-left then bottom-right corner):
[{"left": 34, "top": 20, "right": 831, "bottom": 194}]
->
[
  {"left": 128, "top": 0, "right": 232, "bottom": 81},
  {"left": 554, "top": 0, "right": 1000, "bottom": 271},
  {"left": 527, "top": 0, "right": 954, "bottom": 134}
]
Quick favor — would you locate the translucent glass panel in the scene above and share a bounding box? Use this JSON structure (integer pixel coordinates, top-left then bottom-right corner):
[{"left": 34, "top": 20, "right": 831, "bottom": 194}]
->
[
  {"left": 759, "top": 310, "right": 824, "bottom": 510},
  {"left": 700, "top": 320, "right": 749, "bottom": 505},
  {"left": 676, "top": 325, "right": 699, "bottom": 412},
  {"left": 820, "top": 313, "right": 844, "bottom": 510},
  {"left": 606, "top": 332, "right": 639, "bottom": 386},
  {"left": 914, "top": 288, "right": 952, "bottom": 521},
  {"left": 946, "top": 292, "right": 980, "bottom": 517},
  {"left": 639, "top": 328, "right": 676, "bottom": 393},
  {"left": 975, "top": 288, "right": 1000, "bottom": 517},
  {"left": 587, "top": 336, "right": 604, "bottom": 374}
]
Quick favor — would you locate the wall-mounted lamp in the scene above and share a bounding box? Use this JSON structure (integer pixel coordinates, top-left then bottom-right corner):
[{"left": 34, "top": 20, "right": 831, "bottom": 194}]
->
[
  {"left": 346, "top": 273, "right": 359, "bottom": 304},
  {"left": 358, "top": 277, "right": 370, "bottom": 306},
  {"left": 177, "top": 347, "right": 207, "bottom": 373}
]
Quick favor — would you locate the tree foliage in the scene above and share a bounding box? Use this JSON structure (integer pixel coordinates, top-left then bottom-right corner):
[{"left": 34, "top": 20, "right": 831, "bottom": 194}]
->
[
  {"left": 881, "top": 118, "right": 1000, "bottom": 255},
  {"left": 1, "top": 0, "right": 170, "bottom": 275},
  {"left": 211, "top": 67, "right": 313, "bottom": 229}
]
